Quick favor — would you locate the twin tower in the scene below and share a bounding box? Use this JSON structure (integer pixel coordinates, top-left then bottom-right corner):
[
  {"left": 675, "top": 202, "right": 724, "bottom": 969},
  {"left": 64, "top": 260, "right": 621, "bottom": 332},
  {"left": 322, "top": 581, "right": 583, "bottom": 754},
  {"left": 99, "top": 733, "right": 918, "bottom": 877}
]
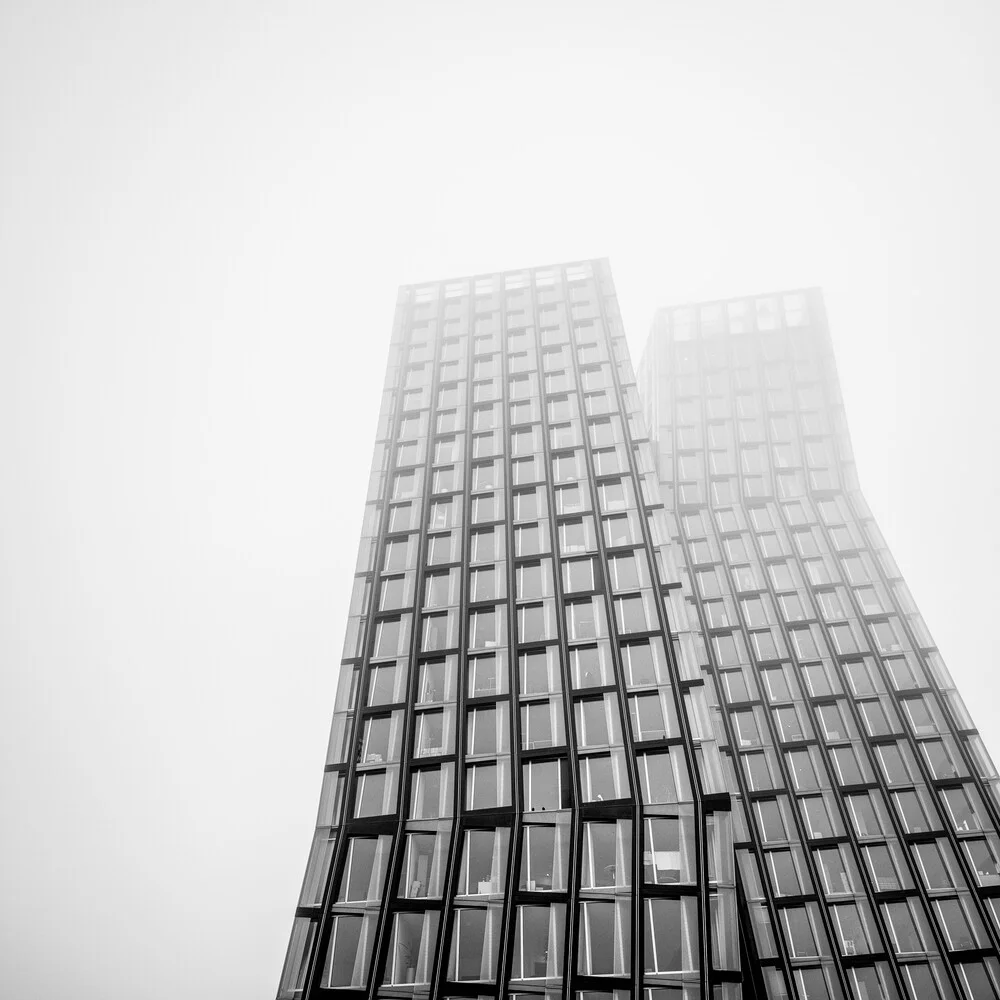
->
[{"left": 277, "top": 260, "right": 1000, "bottom": 1000}]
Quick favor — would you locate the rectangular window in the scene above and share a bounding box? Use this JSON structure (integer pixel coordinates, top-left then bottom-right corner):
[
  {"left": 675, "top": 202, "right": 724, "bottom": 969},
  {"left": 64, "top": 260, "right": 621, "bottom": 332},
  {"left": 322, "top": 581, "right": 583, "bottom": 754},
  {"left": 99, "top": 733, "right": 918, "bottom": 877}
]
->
[
  {"left": 401, "top": 832, "right": 445, "bottom": 899},
  {"left": 511, "top": 904, "right": 565, "bottom": 980},
  {"left": 384, "top": 911, "right": 439, "bottom": 986},
  {"left": 644, "top": 815, "right": 695, "bottom": 884},
  {"left": 520, "top": 824, "right": 569, "bottom": 891},
  {"left": 524, "top": 759, "right": 570, "bottom": 811},
  {"left": 644, "top": 897, "right": 697, "bottom": 974},
  {"left": 578, "top": 899, "right": 630, "bottom": 976},
  {"left": 448, "top": 906, "right": 502, "bottom": 983},
  {"left": 458, "top": 828, "right": 509, "bottom": 896}
]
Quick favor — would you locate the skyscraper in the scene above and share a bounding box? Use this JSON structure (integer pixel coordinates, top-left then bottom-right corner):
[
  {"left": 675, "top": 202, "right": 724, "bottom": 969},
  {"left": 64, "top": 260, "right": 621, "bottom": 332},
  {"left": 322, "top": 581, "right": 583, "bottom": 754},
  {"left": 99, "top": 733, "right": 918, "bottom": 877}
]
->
[
  {"left": 277, "top": 265, "right": 1000, "bottom": 1000},
  {"left": 637, "top": 290, "right": 1000, "bottom": 1000}
]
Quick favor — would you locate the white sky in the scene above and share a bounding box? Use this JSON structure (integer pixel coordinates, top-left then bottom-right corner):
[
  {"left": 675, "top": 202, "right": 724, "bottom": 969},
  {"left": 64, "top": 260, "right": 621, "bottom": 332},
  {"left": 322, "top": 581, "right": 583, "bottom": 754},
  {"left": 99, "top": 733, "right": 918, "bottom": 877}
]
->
[{"left": 1, "top": 2, "right": 998, "bottom": 998}]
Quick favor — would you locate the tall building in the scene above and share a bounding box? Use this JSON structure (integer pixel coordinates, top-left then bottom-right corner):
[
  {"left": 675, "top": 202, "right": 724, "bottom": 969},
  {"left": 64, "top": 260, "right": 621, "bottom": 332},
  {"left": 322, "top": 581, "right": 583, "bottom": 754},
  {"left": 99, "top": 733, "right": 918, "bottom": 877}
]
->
[
  {"left": 277, "top": 259, "right": 738, "bottom": 1000},
  {"left": 637, "top": 290, "right": 1000, "bottom": 1000},
  {"left": 277, "top": 264, "right": 1000, "bottom": 1000}
]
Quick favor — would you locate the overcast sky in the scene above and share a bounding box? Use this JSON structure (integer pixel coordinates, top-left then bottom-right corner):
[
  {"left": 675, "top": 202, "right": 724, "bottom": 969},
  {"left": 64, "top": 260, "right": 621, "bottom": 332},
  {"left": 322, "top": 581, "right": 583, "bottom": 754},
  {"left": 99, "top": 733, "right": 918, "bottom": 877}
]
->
[{"left": 1, "top": 2, "right": 998, "bottom": 998}]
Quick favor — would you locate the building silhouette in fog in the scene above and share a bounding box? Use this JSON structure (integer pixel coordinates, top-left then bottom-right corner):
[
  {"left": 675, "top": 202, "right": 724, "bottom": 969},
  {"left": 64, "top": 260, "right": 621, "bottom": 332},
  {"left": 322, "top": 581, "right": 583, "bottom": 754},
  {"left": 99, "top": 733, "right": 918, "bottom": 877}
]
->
[{"left": 278, "top": 261, "right": 1000, "bottom": 1000}]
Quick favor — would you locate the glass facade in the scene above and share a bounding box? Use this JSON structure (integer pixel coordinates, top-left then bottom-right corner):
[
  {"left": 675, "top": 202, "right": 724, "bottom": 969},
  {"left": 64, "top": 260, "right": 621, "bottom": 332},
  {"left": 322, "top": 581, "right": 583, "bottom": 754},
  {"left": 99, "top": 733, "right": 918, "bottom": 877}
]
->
[
  {"left": 637, "top": 289, "right": 1000, "bottom": 1000},
  {"left": 278, "top": 260, "right": 731, "bottom": 999},
  {"left": 278, "top": 269, "right": 1000, "bottom": 1000}
]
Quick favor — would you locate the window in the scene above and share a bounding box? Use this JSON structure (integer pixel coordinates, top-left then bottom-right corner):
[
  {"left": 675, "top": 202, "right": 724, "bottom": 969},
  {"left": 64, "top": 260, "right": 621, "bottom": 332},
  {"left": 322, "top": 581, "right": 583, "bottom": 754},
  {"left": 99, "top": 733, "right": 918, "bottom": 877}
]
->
[
  {"left": 614, "top": 593, "right": 651, "bottom": 633},
  {"left": 563, "top": 556, "right": 596, "bottom": 593},
  {"left": 740, "top": 595, "right": 767, "bottom": 626},
  {"left": 575, "top": 694, "right": 622, "bottom": 748},
  {"left": 872, "top": 619, "right": 904, "bottom": 654},
  {"left": 519, "top": 648, "right": 561, "bottom": 695},
  {"left": 521, "top": 699, "right": 565, "bottom": 749},
  {"left": 520, "top": 824, "right": 569, "bottom": 891},
  {"left": 882, "top": 899, "right": 931, "bottom": 955},
  {"left": 339, "top": 835, "right": 392, "bottom": 902},
  {"left": 816, "top": 589, "right": 845, "bottom": 621},
  {"left": 769, "top": 561, "right": 795, "bottom": 589},
  {"left": 580, "top": 751, "right": 629, "bottom": 802},
  {"left": 566, "top": 598, "right": 601, "bottom": 640},
  {"left": 913, "top": 840, "right": 958, "bottom": 892},
  {"left": 468, "top": 653, "right": 504, "bottom": 697},
  {"left": 629, "top": 691, "right": 675, "bottom": 741},
  {"left": 751, "top": 629, "right": 779, "bottom": 661},
  {"left": 468, "top": 704, "right": 507, "bottom": 757},
  {"left": 644, "top": 898, "right": 697, "bottom": 974},
  {"left": 942, "top": 786, "right": 985, "bottom": 832},
  {"left": 830, "top": 901, "right": 879, "bottom": 957},
  {"left": 560, "top": 517, "right": 591, "bottom": 554},
  {"left": 522, "top": 758, "right": 569, "bottom": 810},
  {"left": 448, "top": 906, "right": 502, "bottom": 982},
  {"left": 767, "top": 848, "right": 808, "bottom": 896},
  {"left": 815, "top": 845, "right": 859, "bottom": 896},
  {"left": 572, "top": 643, "right": 616, "bottom": 688},
  {"left": 384, "top": 911, "right": 439, "bottom": 986},
  {"left": 713, "top": 632, "right": 741, "bottom": 666},
  {"left": 470, "top": 566, "right": 497, "bottom": 603},
  {"left": 581, "top": 820, "right": 631, "bottom": 889},
  {"left": 413, "top": 709, "right": 446, "bottom": 757},
  {"left": 466, "top": 761, "right": 510, "bottom": 810},
  {"left": 790, "top": 627, "right": 819, "bottom": 659},
  {"left": 863, "top": 843, "right": 909, "bottom": 892},
  {"left": 472, "top": 493, "right": 495, "bottom": 523},
  {"left": 515, "top": 560, "right": 545, "bottom": 601},
  {"left": 830, "top": 622, "right": 860, "bottom": 655},
  {"left": 518, "top": 602, "right": 554, "bottom": 643},
  {"left": 603, "top": 513, "right": 633, "bottom": 547},
  {"left": 964, "top": 837, "right": 1000, "bottom": 886},
  {"left": 780, "top": 904, "right": 827, "bottom": 959},
  {"left": 422, "top": 610, "right": 454, "bottom": 651},
  {"left": 401, "top": 832, "right": 445, "bottom": 899},
  {"left": 513, "top": 488, "right": 539, "bottom": 521},
  {"left": 579, "top": 899, "right": 630, "bottom": 976},
  {"left": 322, "top": 913, "right": 375, "bottom": 988},
  {"left": 638, "top": 750, "right": 691, "bottom": 804},
  {"left": 469, "top": 608, "right": 499, "bottom": 648},
  {"left": 458, "top": 828, "right": 509, "bottom": 896},
  {"left": 354, "top": 769, "right": 395, "bottom": 817},
  {"left": 511, "top": 904, "right": 565, "bottom": 980},
  {"left": 608, "top": 551, "right": 642, "bottom": 590},
  {"left": 644, "top": 815, "right": 695, "bottom": 885},
  {"left": 461, "top": 526, "right": 492, "bottom": 563},
  {"left": 599, "top": 478, "right": 628, "bottom": 511},
  {"left": 417, "top": 658, "right": 452, "bottom": 704},
  {"left": 408, "top": 757, "right": 453, "bottom": 816},
  {"left": 427, "top": 531, "right": 457, "bottom": 565}
]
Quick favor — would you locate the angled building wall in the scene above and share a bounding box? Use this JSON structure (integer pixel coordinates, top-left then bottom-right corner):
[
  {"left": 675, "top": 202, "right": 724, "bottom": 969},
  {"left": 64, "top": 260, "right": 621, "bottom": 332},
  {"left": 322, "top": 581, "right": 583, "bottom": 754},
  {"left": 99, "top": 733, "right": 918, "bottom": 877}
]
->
[{"left": 637, "top": 290, "right": 1000, "bottom": 1000}]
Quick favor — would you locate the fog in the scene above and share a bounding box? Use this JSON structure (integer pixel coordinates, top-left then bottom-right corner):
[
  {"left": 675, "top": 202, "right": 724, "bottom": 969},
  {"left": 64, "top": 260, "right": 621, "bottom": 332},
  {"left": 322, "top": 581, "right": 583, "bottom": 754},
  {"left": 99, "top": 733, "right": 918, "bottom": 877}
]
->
[{"left": 1, "top": 2, "right": 998, "bottom": 997}]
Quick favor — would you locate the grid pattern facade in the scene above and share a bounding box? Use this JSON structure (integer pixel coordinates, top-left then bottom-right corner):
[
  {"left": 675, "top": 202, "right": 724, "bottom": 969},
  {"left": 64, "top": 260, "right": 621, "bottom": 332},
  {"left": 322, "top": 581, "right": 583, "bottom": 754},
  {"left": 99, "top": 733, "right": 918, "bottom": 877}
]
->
[
  {"left": 637, "top": 290, "right": 1000, "bottom": 1000},
  {"left": 277, "top": 260, "right": 741, "bottom": 1000}
]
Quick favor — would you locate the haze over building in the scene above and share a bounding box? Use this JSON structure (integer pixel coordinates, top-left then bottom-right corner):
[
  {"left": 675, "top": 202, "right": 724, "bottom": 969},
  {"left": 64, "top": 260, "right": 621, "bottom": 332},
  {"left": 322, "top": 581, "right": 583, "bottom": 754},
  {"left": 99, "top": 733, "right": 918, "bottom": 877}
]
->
[{"left": 277, "top": 261, "right": 1000, "bottom": 1000}]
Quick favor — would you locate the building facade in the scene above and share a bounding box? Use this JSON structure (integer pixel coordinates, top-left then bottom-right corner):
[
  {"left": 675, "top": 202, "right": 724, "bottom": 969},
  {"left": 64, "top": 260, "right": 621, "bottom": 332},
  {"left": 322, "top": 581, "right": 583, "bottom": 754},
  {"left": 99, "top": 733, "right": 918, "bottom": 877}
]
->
[
  {"left": 637, "top": 290, "right": 1000, "bottom": 1000},
  {"left": 277, "top": 266, "right": 1000, "bottom": 1000},
  {"left": 277, "top": 259, "right": 738, "bottom": 1000}
]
